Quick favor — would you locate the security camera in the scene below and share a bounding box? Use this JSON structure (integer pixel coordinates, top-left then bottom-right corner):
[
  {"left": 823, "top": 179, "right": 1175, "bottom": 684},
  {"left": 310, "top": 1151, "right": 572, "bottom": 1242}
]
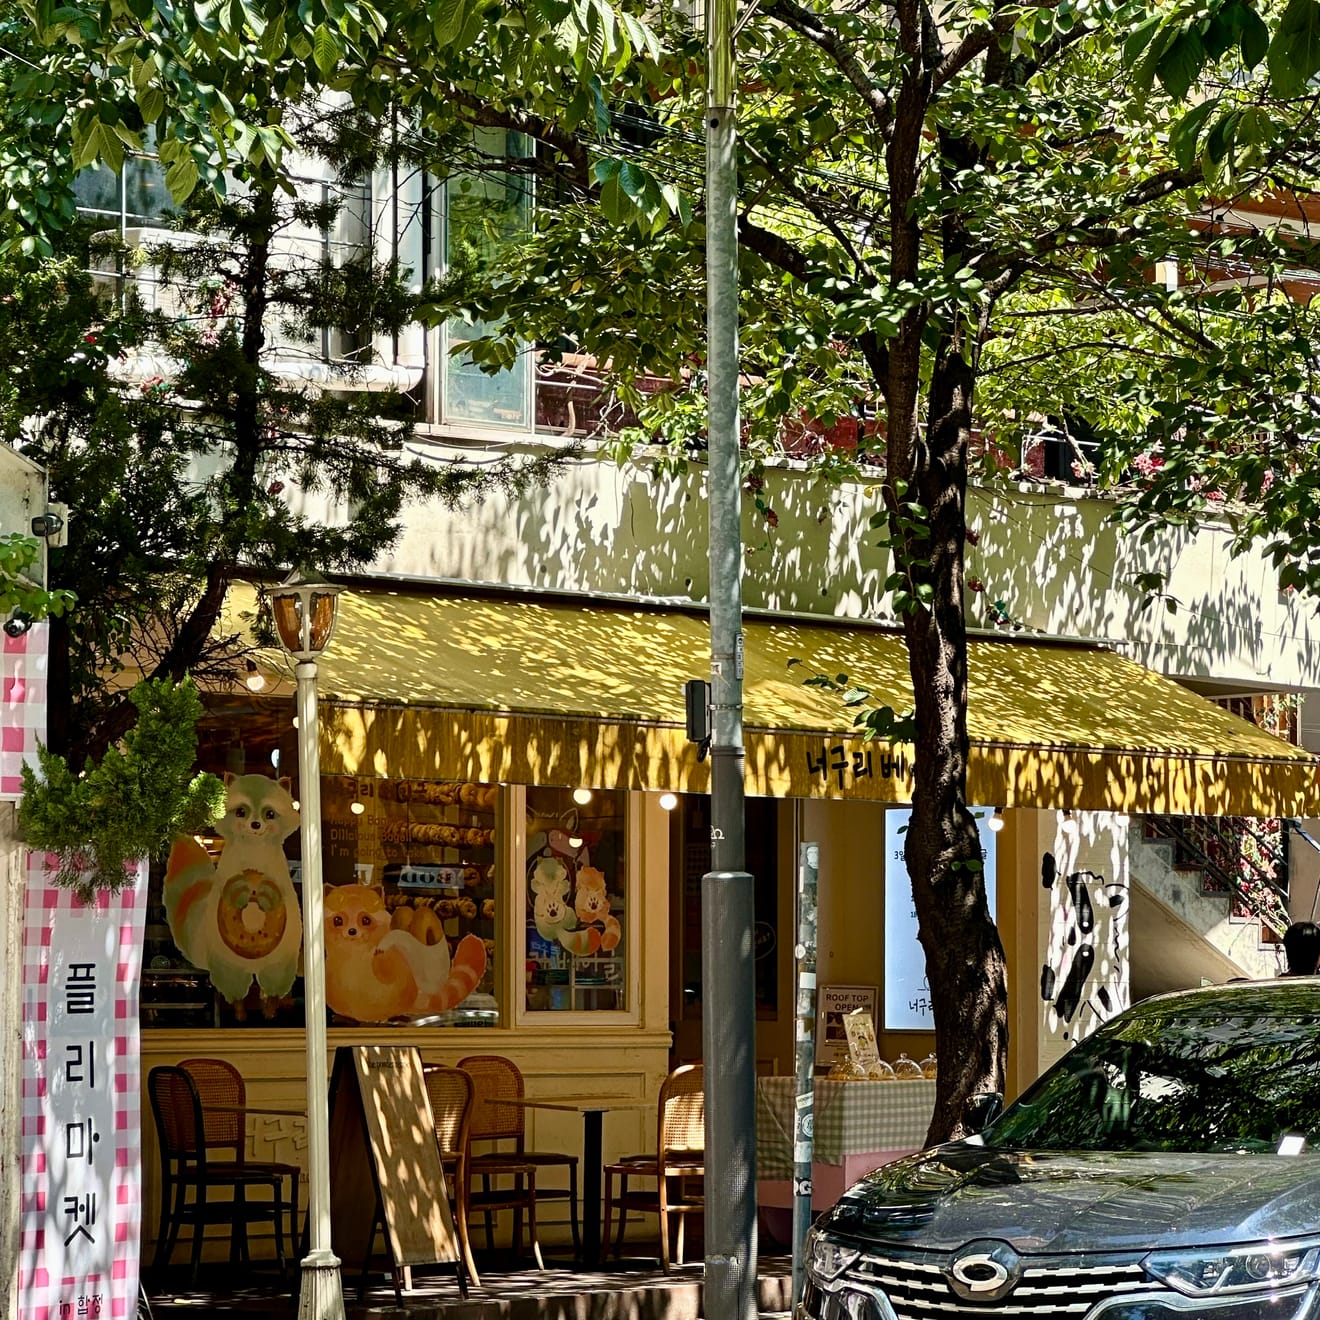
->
[
  {"left": 3, "top": 611, "right": 32, "bottom": 639},
  {"left": 30, "top": 513, "right": 64, "bottom": 539}
]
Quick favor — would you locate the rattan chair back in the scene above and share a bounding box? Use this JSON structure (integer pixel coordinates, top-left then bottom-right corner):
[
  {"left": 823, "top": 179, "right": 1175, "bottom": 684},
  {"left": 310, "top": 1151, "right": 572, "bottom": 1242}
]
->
[
  {"left": 459, "top": 1054, "right": 525, "bottom": 1144},
  {"left": 659, "top": 1063, "right": 705, "bottom": 1162},
  {"left": 179, "top": 1057, "right": 245, "bottom": 1155},
  {"left": 148, "top": 1065, "right": 205, "bottom": 1166},
  {"left": 424, "top": 1064, "right": 474, "bottom": 1160}
]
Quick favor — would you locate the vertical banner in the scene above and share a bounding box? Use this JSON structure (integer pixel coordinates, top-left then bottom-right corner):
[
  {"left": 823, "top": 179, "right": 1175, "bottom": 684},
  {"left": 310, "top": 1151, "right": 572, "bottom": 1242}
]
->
[{"left": 19, "top": 856, "right": 147, "bottom": 1320}]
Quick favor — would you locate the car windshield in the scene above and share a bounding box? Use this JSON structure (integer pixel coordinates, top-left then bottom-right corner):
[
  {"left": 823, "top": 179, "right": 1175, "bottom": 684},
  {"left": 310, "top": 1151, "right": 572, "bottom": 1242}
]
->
[{"left": 986, "top": 984, "right": 1320, "bottom": 1154}]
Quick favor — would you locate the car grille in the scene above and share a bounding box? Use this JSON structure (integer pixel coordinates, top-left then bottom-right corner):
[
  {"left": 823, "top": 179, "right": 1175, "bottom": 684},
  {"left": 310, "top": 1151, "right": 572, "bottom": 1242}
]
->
[{"left": 816, "top": 1254, "right": 1166, "bottom": 1318}]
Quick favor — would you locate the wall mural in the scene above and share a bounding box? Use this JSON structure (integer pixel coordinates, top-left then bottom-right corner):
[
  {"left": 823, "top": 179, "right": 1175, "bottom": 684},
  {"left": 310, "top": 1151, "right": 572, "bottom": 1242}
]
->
[{"left": 1040, "top": 842, "right": 1129, "bottom": 1047}]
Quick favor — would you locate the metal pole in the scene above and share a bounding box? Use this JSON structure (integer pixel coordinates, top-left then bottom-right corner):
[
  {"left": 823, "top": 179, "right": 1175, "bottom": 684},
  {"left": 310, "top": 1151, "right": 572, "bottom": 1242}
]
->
[
  {"left": 792, "top": 843, "right": 819, "bottom": 1304},
  {"left": 703, "top": 0, "right": 756, "bottom": 1311},
  {"left": 295, "top": 659, "right": 346, "bottom": 1320}
]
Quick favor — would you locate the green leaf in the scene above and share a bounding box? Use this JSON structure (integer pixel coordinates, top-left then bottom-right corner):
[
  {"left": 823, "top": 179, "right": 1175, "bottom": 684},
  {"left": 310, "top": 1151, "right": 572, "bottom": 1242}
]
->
[
  {"left": 137, "top": 85, "right": 165, "bottom": 124},
  {"left": 1269, "top": 0, "right": 1320, "bottom": 95},
  {"left": 1170, "top": 96, "right": 1219, "bottom": 171},
  {"left": 312, "top": 23, "right": 340, "bottom": 77},
  {"left": 432, "top": 0, "right": 466, "bottom": 46},
  {"left": 1240, "top": 7, "right": 1268, "bottom": 67},
  {"left": 1156, "top": 28, "right": 1207, "bottom": 101},
  {"left": 164, "top": 153, "right": 200, "bottom": 201}
]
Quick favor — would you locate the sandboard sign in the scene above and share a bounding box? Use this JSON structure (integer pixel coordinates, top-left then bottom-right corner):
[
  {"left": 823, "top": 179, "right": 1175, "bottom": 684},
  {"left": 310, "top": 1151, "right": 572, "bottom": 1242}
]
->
[{"left": 327, "top": 1044, "right": 466, "bottom": 1298}]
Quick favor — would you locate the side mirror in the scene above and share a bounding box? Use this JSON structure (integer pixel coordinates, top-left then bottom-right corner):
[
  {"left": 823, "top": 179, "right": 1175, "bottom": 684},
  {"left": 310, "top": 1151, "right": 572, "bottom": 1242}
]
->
[{"left": 966, "top": 1091, "right": 1004, "bottom": 1134}]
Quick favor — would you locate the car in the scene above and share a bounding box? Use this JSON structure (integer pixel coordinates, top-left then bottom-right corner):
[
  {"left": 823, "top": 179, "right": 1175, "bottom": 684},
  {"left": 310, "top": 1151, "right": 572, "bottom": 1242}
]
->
[{"left": 800, "top": 978, "right": 1320, "bottom": 1319}]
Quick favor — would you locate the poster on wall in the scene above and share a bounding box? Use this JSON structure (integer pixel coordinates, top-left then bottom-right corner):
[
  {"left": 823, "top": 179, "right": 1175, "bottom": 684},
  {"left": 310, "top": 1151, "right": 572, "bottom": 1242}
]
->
[
  {"left": 18, "top": 855, "right": 147, "bottom": 1320},
  {"left": 884, "top": 808, "right": 998, "bottom": 1031},
  {"left": 816, "top": 984, "right": 878, "bottom": 1065}
]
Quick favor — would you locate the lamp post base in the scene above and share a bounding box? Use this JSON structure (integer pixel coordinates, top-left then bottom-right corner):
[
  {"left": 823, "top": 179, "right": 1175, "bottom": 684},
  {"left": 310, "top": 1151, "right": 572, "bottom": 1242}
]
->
[{"left": 296, "top": 1248, "right": 346, "bottom": 1320}]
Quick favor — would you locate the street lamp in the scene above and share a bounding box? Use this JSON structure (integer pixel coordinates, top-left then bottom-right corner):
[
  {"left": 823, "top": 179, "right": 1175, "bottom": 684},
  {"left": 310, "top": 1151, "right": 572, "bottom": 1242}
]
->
[{"left": 269, "top": 571, "right": 345, "bottom": 1320}]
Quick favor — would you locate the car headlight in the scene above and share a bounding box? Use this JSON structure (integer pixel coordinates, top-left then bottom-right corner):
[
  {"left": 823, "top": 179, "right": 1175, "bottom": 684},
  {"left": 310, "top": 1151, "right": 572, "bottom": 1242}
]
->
[
  {"left": 806, "top": 1227, "right": 860, "bottom": 1284},
  {"left": 1144, "top": 1238, "right": 1320, "bottom": 1296}
]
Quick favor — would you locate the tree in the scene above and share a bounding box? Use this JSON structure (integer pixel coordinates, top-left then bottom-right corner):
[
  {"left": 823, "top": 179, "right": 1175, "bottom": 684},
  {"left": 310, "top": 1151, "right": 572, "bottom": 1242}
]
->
[
  {"left": 342, "top": 0, "right": 1320, "bottom": 1139},
  {"left": 1, "top": 20, "right": 567, "bottom": 766},
  {"left": 19, "top": 0, "right": 1320, "bottom": 1135}
]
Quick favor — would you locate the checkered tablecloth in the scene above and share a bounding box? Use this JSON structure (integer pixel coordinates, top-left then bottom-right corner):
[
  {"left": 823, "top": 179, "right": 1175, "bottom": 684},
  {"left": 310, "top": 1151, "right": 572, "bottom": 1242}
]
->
[{"left": 757, "top": 1077, "right": 937, "bottom": 1178}]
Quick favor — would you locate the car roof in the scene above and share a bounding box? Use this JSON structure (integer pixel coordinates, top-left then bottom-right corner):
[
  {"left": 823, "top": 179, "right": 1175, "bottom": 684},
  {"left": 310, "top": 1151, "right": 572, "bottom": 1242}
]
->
[{"left": 1128, "top": 976, "right": 1320, "bottom": 1018}]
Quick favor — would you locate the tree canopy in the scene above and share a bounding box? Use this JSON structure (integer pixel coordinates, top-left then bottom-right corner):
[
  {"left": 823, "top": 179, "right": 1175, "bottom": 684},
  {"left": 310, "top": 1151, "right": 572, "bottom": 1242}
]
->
[{"left": 10, "top": 0, "right": 1320, "bottom": 1129}]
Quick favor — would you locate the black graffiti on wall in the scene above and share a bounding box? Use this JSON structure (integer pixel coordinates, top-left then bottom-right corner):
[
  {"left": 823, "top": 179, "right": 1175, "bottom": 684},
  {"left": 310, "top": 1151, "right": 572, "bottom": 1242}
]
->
[{"left": 1040, "top": 851, "right": 1129, "bottom": 1042}]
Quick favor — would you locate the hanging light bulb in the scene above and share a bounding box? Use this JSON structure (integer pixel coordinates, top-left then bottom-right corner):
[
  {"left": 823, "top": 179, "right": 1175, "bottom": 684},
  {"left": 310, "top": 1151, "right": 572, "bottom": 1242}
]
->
[
  {"left": 1061, "top": 808, "right": 1079, "bottom": 839},
  {"left": 244, "top": 658, "right": 267, "bottom": 692},
  {"left": 572, "top": 787, "right": 593, "bottom": 805},
  {"left": 350, "top": 800, "right": 365, "bottom": 815},
  {"left": 988, "top": 807, "right": 1005, "bottom": 832},
  {"left": 659, "top": 792, "right": 679, "bottom": 811}
]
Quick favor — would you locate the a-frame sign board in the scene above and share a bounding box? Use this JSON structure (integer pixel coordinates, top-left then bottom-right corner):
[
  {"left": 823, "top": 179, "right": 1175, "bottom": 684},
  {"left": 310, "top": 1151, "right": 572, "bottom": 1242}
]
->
[{"left": 327, "top": 1044, "right": 466, "bottom": 1298}]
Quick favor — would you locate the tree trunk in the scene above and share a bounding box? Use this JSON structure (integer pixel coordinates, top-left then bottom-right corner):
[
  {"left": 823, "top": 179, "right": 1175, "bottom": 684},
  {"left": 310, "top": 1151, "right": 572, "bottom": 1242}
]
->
[{"left": 901, "top": 335, "right": 1008, "bottom": 1144}]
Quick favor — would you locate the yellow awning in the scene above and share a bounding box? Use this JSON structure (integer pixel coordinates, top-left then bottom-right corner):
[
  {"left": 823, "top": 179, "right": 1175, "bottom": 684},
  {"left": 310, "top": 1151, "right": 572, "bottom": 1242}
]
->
[{"left": 231, "top": 585, "right": 1320, "bottom": 817}]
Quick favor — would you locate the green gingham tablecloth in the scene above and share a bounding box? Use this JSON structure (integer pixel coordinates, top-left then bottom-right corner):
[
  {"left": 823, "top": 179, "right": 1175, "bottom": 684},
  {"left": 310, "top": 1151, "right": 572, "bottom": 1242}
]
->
[{"left": 756, "top": 1077, "right": 937, "bottom": 1179}]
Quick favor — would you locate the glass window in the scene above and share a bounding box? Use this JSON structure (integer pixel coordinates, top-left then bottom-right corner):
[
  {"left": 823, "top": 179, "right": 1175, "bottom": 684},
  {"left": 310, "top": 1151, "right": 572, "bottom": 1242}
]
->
[
  {"left": 441, "top": 128, "right": 533, "bottom": 428},
  {"left": 341, "top": 776, "right": 499, "bottom": 1025},
  {"left": 139, "top": 766, "right": 500, "bottom": 1028},
  {"left": 525, "top": 786, "right": 627, "bottom": 1012},
  {"left": 988, "top": 987, "right": 1320, "bottom": 1152},
  {"left": 72, "top": 152, "right": 170, "bottom": 230}
]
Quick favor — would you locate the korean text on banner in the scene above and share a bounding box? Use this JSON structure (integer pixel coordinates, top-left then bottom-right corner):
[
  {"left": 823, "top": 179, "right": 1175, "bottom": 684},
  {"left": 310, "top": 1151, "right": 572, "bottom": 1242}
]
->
[{"left": 19, "top": 856, "right": 147, "bottom": 1320}]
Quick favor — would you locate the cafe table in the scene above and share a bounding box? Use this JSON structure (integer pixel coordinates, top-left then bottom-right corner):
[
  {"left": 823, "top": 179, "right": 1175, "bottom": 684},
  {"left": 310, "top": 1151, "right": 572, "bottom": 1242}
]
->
[
  {"left": 492, "top": 1093, "right": 652, "bottom": 1266},
  {"left": 755, "top": 1076, "right": 935, "bottom": 1229}
]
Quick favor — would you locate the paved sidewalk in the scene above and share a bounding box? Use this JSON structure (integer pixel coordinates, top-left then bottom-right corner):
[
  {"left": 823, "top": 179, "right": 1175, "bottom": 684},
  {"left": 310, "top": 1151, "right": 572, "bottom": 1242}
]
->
[{"left": 138, "top": 1256, "right": 794, "bottom": 1320}]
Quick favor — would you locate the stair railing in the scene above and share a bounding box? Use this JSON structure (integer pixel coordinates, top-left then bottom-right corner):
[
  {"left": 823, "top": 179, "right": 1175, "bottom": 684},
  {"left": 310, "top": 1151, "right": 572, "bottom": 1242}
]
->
[{"left": 1144, "top": 814, "right": 1291, "bottom": 937}]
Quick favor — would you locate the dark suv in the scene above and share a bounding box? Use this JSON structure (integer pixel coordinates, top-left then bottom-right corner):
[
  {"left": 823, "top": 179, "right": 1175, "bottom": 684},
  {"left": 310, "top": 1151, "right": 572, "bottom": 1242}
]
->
[{"left": 800, "top": 979, "right": 1320, "bottom": 1319}]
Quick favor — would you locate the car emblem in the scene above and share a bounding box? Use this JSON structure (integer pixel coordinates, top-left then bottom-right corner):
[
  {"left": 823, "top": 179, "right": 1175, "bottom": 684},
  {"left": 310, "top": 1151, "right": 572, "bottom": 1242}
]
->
[{"left": 946, "top": 1241, "right": 1023, "bottom": 1302}]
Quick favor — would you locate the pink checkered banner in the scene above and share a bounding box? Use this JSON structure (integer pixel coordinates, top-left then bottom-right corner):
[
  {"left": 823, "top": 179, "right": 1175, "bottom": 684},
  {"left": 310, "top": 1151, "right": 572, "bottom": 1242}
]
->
[
  {"left": 2, "top": 620, "right": 48, "bottom": 800},
  {"left": 19, "top": 857, "right": 147, "bottom": 1320}
]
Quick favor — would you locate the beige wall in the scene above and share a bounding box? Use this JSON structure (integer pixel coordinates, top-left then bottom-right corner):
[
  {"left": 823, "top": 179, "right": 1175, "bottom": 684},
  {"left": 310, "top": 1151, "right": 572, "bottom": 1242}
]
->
[{"left": 344, "top": 440, "right": 1320, "bottom": 695}]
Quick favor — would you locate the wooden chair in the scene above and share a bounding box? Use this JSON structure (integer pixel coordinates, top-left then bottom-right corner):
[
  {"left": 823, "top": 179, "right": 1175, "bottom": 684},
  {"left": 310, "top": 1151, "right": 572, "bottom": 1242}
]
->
[
  {"left": 460, "top": 1054, "right": 575, "bottom": 1261},
  {"left": 147, "top": 1065, "right": 295, "bottom": 1282},
  {"left": 421, "top": 1064, "right": 483, "bottom": 1288},
  {"left": 178, "top": 1056, "right": 301, "bottom": 1263},
  {"left": 603, "top": 1063, "right": 704, "bottom": 1272}
]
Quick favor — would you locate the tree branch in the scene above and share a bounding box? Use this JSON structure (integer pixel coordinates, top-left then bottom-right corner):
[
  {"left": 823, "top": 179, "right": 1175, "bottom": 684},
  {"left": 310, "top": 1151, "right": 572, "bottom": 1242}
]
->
[{"left": 763, "top": 0, "right": 893, "bottom": 140}]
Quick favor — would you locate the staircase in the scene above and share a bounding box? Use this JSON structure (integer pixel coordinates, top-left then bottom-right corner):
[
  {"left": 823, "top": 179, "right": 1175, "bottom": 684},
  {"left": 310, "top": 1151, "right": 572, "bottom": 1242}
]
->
[{"left": 1129, "top": 817, "right": 1294, "bottom": 997}]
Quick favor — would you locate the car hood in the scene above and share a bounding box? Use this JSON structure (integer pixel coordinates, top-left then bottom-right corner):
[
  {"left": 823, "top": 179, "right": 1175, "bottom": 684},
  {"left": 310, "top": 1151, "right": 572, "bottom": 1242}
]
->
[{"left": 820, "top": 1144, "right": 1320, "bottom": 1253}]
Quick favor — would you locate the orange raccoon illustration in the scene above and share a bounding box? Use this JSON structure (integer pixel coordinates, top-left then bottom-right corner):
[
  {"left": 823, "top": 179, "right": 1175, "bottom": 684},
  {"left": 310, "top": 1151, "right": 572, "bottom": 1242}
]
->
[{"left": 323, "top": 882, "right": 486, "bottom": 1022}]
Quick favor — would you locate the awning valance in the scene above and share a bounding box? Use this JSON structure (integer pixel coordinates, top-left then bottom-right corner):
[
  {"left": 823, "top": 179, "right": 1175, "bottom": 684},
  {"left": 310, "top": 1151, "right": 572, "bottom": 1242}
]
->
[{"left": 231, "top": 585, "right": 1320, "bottom": 817}]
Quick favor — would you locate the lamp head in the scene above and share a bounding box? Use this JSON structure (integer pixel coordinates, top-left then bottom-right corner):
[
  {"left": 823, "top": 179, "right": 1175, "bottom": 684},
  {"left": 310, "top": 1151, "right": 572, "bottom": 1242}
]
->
[
  {"left": 988, "top": 807, "right": 1005, "bottom": 833},
  {"left": 268, "top": 571, "right": 342, "bottom": 661}
]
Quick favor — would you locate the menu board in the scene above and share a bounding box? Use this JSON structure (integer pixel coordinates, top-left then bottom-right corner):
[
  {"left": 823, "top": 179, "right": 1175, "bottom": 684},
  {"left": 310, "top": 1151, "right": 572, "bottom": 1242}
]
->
[{"left": 884, "top": 808, "right": 997, "bottom": 1030}]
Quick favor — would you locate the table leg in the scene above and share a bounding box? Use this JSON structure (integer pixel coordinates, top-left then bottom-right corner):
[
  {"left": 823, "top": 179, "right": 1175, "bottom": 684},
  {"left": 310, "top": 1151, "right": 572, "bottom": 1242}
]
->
[{"left": 582, "top": 1110, "right": 604, "bottom": 1268}]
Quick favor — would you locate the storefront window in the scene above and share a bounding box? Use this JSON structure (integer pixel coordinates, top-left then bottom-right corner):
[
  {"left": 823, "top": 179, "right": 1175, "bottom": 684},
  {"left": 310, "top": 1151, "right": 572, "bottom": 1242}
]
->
[
  {"left": 525, "top": 786, "right": 627, "bottom": 1012},
  {"left": 334, "top": 776, "right": 499, "bottom": 1025},
  {"left": 139, "top": 765, "right": 501, "bottom": 1028}
]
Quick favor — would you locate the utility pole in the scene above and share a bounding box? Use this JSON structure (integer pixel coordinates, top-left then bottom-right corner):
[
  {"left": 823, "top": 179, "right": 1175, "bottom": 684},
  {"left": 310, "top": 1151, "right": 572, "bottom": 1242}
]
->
[{"left": 702, "top": 0, "right": 757, "bottom": 1312}]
